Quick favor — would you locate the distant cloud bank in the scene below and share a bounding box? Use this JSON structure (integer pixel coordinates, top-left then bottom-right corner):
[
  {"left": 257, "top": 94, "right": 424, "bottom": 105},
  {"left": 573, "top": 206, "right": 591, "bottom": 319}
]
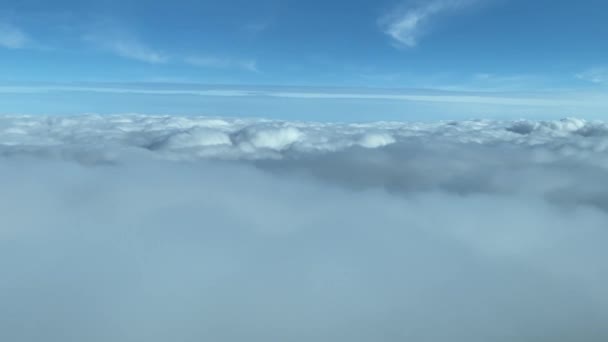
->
[{"left": 4, "top": 114, "right": 608, "bottom": 160}]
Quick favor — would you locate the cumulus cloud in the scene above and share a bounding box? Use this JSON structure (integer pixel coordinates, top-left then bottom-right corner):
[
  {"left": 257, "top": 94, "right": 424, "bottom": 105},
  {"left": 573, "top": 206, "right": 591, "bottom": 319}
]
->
[
  {"left": 2, "top": 114, "right": 608, "bottom": 341},
  {"left": 380, "top": 0, "right": 481, "bottom": 47},
  {"left": 185, "top": 56, "right": 259, "bottom": 72},
  {"left": 84, "top": 30, "right": 168, "bottom": 64},
  {"left": 0, "top": 22, "right": 29, "bottom": 49}
]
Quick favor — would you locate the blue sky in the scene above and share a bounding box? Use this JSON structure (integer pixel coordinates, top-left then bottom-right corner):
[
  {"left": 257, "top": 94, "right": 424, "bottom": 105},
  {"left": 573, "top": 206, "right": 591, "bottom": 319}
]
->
[{"left": 0, "top": 0, "right": 607, "bottom": 119}]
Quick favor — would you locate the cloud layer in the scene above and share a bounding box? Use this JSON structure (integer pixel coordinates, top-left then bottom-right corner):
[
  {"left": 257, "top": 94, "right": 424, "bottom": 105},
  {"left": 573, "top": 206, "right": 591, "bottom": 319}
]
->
[{"left": 1, "top": 114, "right": 608, "bottom": 341}]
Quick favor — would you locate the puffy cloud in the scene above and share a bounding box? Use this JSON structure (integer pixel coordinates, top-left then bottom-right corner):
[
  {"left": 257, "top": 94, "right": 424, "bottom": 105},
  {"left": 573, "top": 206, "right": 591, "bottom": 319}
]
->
[
  {"left": 3, "top": 115, "right": 608, "bottom": 160},
  {"left": 2, "top": 114, "right": 608, "bottom": 341},
  {"left": 358, "top": 132, "right": 396, "bottom": 148}
]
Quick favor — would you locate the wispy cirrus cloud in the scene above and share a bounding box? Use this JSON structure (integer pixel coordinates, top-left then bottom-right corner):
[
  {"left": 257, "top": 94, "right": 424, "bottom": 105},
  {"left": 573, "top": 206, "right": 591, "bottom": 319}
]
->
[
  {"left": 83, "top": 28, "right": 257, "bottom": 69},
  {"left": 380, "top": 0, "right": 481, "bottom": 48},
  {"left": 0, "top": 22, "right": 29, "bottom": 49},
  {"left": 84, "top": 29, "right": 168, "bottom": 64},
  {"left": 576, "top": 67, "right": 608, "bottom": 85},
  {"left": 0, "top": 83, "right": 601, "bottom": 108},
  {"left": 185, "top": 56, "right": 259, "bottom": 72},
  {"left": 243, "top": 22, "right": 271, "bottom": 35}
]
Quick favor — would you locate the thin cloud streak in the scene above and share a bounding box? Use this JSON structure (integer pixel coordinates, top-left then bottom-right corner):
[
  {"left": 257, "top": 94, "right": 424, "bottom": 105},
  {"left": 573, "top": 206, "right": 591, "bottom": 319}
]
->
[
  {"left": 0, "top": 22, "right": 29, "bottom": 49},
  {"left": 576, "top": 67, "right": 608, "bottom": 85},
  {"left": 0, "top": 84, "right": 601, "bottom": 107},
  {"left": 185, "top": 56, "right": 259, "bottom": 72},
  {"left": 84, "top": 29, "right": 168, "bottom": 64},
  {"left": 380, "top": 0, "right": 481, "bottom": 48}
]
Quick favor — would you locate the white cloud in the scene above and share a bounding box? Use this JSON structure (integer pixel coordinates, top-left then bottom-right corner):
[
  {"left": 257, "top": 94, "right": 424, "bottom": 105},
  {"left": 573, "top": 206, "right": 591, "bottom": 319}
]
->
[
  {"left": 0, "top": 84, "right": 599, "bottom": 108},
  {"left": 380, "top": 0, "right": 480, "bottom": 47},
  {"left": 84, "top": 31, "right": 168, "bottom": 64},
  {"left": 185, "top": 56, "right": 259, "bottom": 72},
  {"left": 1, "top": 114, "right": 608, "bottom": 161},
  {"left": 83, "top": 24, "right": 259, "bottom": 68},
  {"left": 576, "top": 67, "right": 608, "bottom": 84},
  {"left": 0, "top": 22, "right": 29, "bottom": 49},
  {"left": 1, "top": 114, "right": 608, "bottom": 341}
]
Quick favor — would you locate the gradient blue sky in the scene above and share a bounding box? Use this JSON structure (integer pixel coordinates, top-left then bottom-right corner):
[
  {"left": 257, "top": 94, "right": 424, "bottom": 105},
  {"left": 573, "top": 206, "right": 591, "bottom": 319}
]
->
[{"left": 1, "top": 0, "right": 607, "bottom": 120}]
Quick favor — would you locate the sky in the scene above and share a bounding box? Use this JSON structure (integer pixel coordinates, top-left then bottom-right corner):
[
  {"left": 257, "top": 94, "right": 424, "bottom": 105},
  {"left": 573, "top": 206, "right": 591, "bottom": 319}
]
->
[
  {"left": 0, "top": 0, "right": 607, "bottom": 119},
  {"left": 2, "top": 2, "right": 608, "bottom": 339}
]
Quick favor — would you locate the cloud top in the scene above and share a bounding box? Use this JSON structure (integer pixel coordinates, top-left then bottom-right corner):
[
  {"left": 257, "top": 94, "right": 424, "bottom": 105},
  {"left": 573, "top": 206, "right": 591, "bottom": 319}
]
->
[{"left": 3, "top": 114, "right": 608, "bottom": 160}]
